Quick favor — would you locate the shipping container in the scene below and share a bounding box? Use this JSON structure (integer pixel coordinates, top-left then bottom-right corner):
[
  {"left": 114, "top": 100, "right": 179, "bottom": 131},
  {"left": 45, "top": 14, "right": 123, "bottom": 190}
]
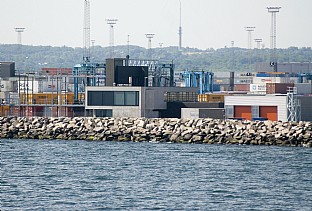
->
[
  {"left": 249, "top": 84, "right": 266, "bottom": 94},
  {"left": 0, "top": 105, "right": 10, "bottom": 116},
  {"left": 19, "top": 92, "right": 76, "bottom": 105},
  {"left": 0, "top": 80, "right": 16, "bottom": 92},
  {"left": 18, "top": 80, "right": 39, "bottom": 93},
  {"left": 234, "top": 84, "right": 250, "bottom": 92},
  {"left": 197, "top": 94, "right": 225, "bottom": 102},
  {"left": 214, "top": 78, "right": 230, "bottom": 85},
  {"left": 266, "top": 83, "right": 294, "bottom": 94},
  {"left": 253, "top": 76, "right": 298, "bottom": 84},
  {"left": 213, "top": 84, "right": 221, "bottom": 92}
]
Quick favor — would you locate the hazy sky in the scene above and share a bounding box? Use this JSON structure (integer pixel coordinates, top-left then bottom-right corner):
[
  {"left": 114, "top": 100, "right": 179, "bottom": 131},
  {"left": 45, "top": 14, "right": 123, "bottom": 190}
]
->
[{"left": 1, "top": 0, "right": 312, "bottom": 49}]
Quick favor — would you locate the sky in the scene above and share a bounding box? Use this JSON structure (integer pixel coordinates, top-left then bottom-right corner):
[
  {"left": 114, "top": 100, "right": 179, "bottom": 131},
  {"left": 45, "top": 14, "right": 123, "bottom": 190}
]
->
[{"left": 1, "top": 0, "right": 312, "bottom": 50}]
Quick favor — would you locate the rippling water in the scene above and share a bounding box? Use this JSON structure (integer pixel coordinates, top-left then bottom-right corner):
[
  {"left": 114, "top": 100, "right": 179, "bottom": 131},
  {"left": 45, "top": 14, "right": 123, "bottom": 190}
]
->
[{"left": 1, "top": 139, "right": 312, "bottom": 210}]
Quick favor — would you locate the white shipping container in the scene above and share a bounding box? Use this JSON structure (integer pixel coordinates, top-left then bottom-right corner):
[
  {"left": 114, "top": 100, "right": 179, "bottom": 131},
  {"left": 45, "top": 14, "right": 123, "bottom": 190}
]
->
[
  {"left": 0, "top": 80, "right": 16, "bottom": 92},
  {"left": 252, "top": 77, "right": 298, "bottom": 84},
  {"left": 18, "top": 80, "right": 39, "bottom": 93},
  {"left": 250, "top": 84, "right": 266, "bottom": 94},
  {"left": 42, "top": 78, "right": 71, "bottom": 92}
]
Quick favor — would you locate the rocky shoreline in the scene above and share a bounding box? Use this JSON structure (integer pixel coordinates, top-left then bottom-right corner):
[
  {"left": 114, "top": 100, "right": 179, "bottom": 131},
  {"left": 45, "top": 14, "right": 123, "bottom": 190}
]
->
[{"left": 0, "top": 116, "right": 312, "bottom": 147}]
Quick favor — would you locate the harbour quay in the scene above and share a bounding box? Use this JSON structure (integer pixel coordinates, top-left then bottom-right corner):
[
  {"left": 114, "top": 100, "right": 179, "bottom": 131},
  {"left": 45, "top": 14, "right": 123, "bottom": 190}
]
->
[{"left": 0, "top": 116, "right": 311, "bottom": 147}]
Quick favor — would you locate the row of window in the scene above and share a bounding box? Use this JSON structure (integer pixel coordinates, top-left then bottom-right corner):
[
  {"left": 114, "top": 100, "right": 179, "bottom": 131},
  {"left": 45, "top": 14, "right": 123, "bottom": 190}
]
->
[{"left": 87, "top": 91, "right": 139, "bottom": 106}]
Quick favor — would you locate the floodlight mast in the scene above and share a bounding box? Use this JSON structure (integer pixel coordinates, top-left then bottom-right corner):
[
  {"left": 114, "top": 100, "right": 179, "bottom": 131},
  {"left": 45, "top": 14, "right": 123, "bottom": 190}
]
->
[
  {"left": 106, "top": 19, "right": 118, "bottom": 58},
  {"left": 178, "top": 0, "right": 182, "bottom": 51},
  {"left": 145, "top": 33, "right": 155, "bottom": 58},
  {"left": 83, "top": 0, "right": 91, "bottom": 63},
  {"left": 14, "top": 27, "right": 25, "bottom": 45},
  {"left": 245, "top": 26, "right": 256, "bottom": 49},
  {"left": 254, "top": 38, "right": 263, "bottom": 49},
  {"left": 267, "top": 7, "right": 281, "bottom": 72}
]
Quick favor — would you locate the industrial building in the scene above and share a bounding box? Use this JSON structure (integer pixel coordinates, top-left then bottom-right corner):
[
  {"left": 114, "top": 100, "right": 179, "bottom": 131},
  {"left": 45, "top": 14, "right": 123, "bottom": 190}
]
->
[
  {"left": 224, "top": 94, "right": 312, "bottom": 122},
  {"left": 1, "top": 60, "right": 312, "bottom": 121}
]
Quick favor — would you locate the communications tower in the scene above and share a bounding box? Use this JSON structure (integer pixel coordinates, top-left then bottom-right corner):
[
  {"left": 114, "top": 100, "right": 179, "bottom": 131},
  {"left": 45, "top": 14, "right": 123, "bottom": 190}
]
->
[
  {"left": 14, "top": 28, "right": 25, "bottom": 45},
  {"left": 106, "top": 19, "right": 118, "bottom": 58},
  {"left": 267, "top": 7, "right": 281, "bottom": 72}
]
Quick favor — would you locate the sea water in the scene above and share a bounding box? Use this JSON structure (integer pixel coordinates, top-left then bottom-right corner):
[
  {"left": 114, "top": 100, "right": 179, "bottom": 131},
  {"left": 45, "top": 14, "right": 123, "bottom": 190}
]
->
[{"left": 1, "top": 139, "right": 312, "bottom": 210}]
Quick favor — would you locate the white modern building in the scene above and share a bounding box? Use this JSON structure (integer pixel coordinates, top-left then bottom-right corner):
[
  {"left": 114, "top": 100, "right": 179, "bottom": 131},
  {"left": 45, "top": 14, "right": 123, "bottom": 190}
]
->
[{"left": 85, "top": 86, "right": 197, "bottom": 118}]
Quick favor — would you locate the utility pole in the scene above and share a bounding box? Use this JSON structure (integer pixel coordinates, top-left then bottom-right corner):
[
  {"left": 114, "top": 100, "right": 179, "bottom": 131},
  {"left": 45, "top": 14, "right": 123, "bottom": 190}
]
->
[
  {"left": 14, "top": 28, "right": 25, "bottom": 45},
  {"left": 145, "top": 33, "right": 155, "bottom": 59},
  {"left": 106, "top": 19, "right": 118, "bottom": 58},
  {"left": 267, "top": 7, "right": 281, "bottom": 72}
]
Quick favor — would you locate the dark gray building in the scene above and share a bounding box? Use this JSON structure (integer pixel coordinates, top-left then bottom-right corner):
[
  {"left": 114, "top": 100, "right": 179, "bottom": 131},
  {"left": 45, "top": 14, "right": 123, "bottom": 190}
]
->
[{"left": 0, "top": 62, "right": 15, "bottom": 78}]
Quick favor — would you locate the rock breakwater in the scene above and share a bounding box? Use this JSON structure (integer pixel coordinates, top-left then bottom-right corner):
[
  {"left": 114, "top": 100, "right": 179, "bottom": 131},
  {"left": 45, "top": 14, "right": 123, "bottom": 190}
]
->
[{"left": 1, "top": 116, "right": 312, "bottom": 147}]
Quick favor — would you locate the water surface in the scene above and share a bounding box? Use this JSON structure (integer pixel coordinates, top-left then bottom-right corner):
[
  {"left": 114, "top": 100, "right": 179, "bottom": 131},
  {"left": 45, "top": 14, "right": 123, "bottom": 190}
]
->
[{"left": 1, "top": 139, "right": 312, "bottom": 210}]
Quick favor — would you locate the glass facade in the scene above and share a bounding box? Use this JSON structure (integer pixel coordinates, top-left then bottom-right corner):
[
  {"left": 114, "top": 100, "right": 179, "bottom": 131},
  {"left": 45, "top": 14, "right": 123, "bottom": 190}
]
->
[{"left": 88, "top": 91, "right": 139, "bottom": 106}]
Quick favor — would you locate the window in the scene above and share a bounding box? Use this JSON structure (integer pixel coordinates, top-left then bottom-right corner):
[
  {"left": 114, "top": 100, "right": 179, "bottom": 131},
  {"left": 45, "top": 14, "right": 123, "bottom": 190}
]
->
[
  {"left": 88, "top": 91, "right": 139, "bottom": 106},
  {"left": 114, "top": 92, "right": 125, "bottom": 105},
  {"left": 125, "top": 91, "right": 138, "bottom": 106},
  {"left": 225, "top": 105, "right": 234, "bottom": 118}
]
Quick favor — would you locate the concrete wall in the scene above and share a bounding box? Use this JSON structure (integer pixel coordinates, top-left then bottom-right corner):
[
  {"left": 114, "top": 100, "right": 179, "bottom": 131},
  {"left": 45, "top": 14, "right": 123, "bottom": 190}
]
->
[{"left": 182, "top": 108, "right": 225, "bottom": 119}]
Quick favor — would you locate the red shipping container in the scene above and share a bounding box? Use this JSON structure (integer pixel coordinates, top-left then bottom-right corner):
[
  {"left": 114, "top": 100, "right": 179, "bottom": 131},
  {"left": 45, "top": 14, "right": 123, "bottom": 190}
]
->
[
  {"left": 266, "top": 83, "right": 294, "bottom": 94},
  {"left": 234, "top": 84, "right": 250, "bottom": 92}
]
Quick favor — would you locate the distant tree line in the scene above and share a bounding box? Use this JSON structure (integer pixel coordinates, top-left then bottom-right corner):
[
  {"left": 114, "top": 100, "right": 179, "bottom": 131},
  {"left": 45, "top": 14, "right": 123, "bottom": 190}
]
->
[{"left": 0, "top": 44, "right": 311, "bottom": 73}]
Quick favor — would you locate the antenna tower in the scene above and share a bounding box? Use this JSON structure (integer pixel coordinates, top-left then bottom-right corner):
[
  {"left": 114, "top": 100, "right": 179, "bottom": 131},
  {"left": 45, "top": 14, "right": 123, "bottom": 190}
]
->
[
  {"left": 178, "top": 0, "right": 182, "bottom": 51},
  {"left": 145, "top": 33, "right": 155, "bottom": 58},
  {"left": 83, "top": 0, "right": 91, "bottom": 63},
  {"left": 245, "top": 26, "right": 255, "bottom": 49},
  {"left": 15, "top": 28, "right": 25, "bottom": 45},
  {"left": 106, "top": 19, "right": 118, "bottom": 58},
  {"left": 267, "top": 7, "right": 281, "bottom": 71}
]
